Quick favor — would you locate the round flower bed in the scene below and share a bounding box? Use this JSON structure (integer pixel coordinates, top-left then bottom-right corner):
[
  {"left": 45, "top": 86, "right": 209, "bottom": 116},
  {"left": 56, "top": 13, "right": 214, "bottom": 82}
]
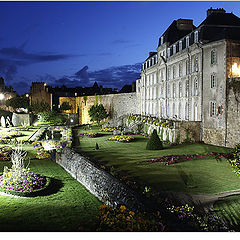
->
[
  {"left": 108, "top": 135, "right": 135, "bottom": 143},
  {"left": 0, "top": 169, "right": 50, "bottom": 197}
]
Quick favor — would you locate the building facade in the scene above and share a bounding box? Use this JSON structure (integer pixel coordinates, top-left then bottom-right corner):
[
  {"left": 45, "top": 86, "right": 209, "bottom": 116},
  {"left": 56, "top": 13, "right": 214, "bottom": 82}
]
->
[{"left": 136, "top": 8, "right": 240, "bottom": 147}]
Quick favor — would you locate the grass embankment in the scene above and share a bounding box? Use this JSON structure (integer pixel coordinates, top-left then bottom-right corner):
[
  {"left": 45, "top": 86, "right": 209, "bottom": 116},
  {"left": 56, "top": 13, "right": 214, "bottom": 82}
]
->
[
  {"left": 75, "top": 126, "right": 238, "bottom": 195},
  {"left": 0, "top": 128, "right": 100, "bottom": 232}
]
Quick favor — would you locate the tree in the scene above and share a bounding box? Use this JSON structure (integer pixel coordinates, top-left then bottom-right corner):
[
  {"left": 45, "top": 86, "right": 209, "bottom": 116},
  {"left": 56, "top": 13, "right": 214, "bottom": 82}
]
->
[
  {"left": 146, "top": 129, "right": 163, "bottom": 150},
  {"left": 88, "top": 104, "right": 108, "bottom": 125},
  {"left": 30, "top": 102, "right": 51, "bottom": 114},
  {"left": 5, "top": 96, "right": 29, "bottom": 112},
  {"left": 60, "top": 101, "right": 72, "bottom": 111}
]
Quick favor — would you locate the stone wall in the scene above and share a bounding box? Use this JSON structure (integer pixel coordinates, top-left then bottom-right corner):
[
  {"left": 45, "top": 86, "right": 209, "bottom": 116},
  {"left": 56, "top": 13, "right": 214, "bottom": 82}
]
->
[
  {"left": 56, "top": 148, "right": 144, "bottom": 210},
  {"left": 124, "top": 117, "right": 201, "bottom": 143},
  {"left": 226, "top": 84, "right": 240, "bottom": 147}
]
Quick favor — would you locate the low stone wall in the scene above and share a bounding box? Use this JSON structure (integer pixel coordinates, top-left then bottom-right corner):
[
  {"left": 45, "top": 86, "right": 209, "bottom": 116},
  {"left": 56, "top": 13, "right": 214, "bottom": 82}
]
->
[
  {"left": 12, "top": 113, "right": 31, "bottom": 127},
  {"left": 56, "top": 148, "right": 144, "bottom": 210}
]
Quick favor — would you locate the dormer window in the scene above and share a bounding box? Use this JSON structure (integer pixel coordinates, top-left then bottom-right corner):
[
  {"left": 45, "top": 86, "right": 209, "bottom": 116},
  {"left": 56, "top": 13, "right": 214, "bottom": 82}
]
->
[
  {"left": 161, "top": 36, "right": 164, "bottom": 45},
  {"left": 167, "top": 47, "right": 171, "bottom": 57},
  {"left": 179, "top": 41, "right": 182, "bottom": 51},
  {"left": 173, "top": 44, "right": 176, "bottom": 55},
  {"left": 186, "top": 36, "right": 190, "bottom": 48},
  {"left": 194, "top": 31, "right": 198, "bottom": 43}
]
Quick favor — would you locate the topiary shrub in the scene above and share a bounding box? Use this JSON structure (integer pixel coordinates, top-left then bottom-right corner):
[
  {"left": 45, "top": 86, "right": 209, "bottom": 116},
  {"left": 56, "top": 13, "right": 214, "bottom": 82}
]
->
[{"left": 146, "top": 129, "right": 163, "bottom": 150}]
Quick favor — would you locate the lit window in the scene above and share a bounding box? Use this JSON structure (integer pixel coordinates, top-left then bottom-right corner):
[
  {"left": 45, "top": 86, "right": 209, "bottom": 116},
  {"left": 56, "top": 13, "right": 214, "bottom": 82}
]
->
[
  {"left": 179, "top": 41, "right": 182, "bottom": 51},
  {"left": 210, "top": 102, "right": 216, "bottom": 117},
  {"left": 211, "top": 49, "right": 217, "bottom": 64},
  {"left": 185, "top": 102, "right": 189, "bottom": 120},
  {"left": 211, "top": 74, "right": 217, "bottom": 88},
  {"left": 186, "top": 36, "right": 190, "bottom": 48},
  {"left": 173, "top": 103, "right": 175, "bottom": 118},
  {"left": 194, "top": 31, "right": 198, "bottom": 43},
  {"left": 168, "top": 68, "right": 171, "bottom": 80}
]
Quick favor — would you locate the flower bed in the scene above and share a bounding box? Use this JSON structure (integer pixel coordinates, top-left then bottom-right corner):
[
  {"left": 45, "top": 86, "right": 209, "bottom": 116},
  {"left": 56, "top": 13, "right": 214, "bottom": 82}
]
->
[
  {"left": 32, "top": 141, "right": 51, "bottom": 159},
  {"left": 108, "top": 135, "right": 135, "bottom": 143},
  {"left": 0, "top": 168, "right": 49, "bottom": 197},
  {"left": 143, "top": 152, "right": 233, "bottom": 165},
  {"left": 100, "top": 127, "right": 117, "bottom": 132},
  {"left": 0, "top": 146, "right": 12, "bottom": 161},
  {"left": 78, "top": 132, "right": 101, "bottom": 138}
]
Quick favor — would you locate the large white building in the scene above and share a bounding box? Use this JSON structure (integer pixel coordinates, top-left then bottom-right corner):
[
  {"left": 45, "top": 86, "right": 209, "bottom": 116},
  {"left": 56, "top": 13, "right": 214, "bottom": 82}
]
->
[{"left": 136, "top": 8, "right": 240, "bottom": 147}]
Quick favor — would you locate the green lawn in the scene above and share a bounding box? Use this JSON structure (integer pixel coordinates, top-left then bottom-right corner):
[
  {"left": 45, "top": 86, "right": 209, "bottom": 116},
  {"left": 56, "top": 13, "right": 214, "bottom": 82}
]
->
[
  {"left": 75, "top": 126, "right": 238, "bottom": 194},
  {"left": 214, "top": 195, "right": 240, "bottom": 231},
  {"left": 0, "top": 129, "right": 101, "bottom": 231}
]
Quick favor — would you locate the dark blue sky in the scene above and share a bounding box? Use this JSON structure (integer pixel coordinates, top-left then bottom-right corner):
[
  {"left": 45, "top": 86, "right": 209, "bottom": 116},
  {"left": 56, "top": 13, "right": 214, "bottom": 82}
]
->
[{"left": 1, "top": 1, "right": 240, "bottom": 94}]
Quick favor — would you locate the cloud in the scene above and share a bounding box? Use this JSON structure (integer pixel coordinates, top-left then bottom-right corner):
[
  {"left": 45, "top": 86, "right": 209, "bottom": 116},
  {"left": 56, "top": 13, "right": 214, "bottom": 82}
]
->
[
  {"left": 0, "top": 47, "right": 76, "bottom": 63},
  {"left": 0, "top": 45, "right": 81, "bottom": 91},
  {"left": 52, "top": 63, "right": 141, "bottom": 90}
]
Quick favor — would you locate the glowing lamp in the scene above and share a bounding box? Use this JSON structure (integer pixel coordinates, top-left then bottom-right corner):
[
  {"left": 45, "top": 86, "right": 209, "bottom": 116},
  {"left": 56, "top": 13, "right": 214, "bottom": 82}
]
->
[
  {"left": 0, "top": 93, "right": 4, "bottom": 100},
  {"left": 232, "top": 63, "right": 240, "bottom": 77}
]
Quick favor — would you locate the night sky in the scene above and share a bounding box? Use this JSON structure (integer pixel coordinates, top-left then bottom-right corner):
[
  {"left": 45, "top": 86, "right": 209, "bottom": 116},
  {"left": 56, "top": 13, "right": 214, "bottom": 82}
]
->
[{"left": 1, "top": 1, "right": 240, "bottom": 95}]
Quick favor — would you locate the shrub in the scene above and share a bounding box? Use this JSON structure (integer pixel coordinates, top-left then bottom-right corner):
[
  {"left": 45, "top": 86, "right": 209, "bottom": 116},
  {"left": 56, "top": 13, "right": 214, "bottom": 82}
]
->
[{"left": 146, "top": 129, "right": 163, "bottom": 150}]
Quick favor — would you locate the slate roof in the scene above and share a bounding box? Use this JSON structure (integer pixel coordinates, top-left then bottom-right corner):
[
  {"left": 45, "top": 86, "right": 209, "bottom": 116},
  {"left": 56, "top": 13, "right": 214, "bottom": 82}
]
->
[{"left": 158, "top": 20, "right": 196, "bottom": 47}]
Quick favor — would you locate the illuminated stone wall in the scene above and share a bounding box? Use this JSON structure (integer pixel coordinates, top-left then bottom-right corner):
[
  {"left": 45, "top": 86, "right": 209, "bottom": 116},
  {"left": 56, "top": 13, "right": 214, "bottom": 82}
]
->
[
  {"left": 56, "top": 148, "right": 144, "bottom": 210},
  {"left": 59, "top": 97, "right": 77, "bottom": 113},
  {"left": 60, "top": 93, "right": 140, "bottom": 125}
]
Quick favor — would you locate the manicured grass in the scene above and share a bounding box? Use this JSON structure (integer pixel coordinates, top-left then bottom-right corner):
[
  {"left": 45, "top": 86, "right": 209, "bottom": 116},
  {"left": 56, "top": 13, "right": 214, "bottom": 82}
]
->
[
  {"left": 75, "top": 126, "right": 238, "bottom": 194},
  {"left": 214, "top": 195, "right": 240, "bottom": 231}
]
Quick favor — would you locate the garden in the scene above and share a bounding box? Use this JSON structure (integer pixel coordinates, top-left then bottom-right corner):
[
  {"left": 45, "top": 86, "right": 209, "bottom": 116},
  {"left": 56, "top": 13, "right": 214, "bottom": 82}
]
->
[{"left": 1, "top": 101, "right": 240, "bottom": 231}]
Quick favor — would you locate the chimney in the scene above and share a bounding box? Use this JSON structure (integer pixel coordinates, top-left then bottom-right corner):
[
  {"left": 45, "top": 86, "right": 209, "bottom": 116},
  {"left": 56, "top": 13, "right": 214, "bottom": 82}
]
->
[
  {"left": 176, "top": 19, "right": 194, "bottom": 31},
  {"left": 207, "top": 7, "right": 226, "bottom": 17}
]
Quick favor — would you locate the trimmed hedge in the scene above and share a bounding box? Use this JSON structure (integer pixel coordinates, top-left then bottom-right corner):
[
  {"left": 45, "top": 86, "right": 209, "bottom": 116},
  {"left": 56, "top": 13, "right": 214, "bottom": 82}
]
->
[
  {"left": 146, "top": 129, "right": 163, "bottom": 150},
  {"left": 0, "top": 177, "right": 51, "bottom": 197}
]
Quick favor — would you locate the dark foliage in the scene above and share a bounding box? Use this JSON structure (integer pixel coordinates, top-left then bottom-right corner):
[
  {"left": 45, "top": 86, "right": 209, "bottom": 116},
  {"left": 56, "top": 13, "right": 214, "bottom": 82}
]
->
[{"left": 146, "top": 129, "right": 163, "bottom": 150}]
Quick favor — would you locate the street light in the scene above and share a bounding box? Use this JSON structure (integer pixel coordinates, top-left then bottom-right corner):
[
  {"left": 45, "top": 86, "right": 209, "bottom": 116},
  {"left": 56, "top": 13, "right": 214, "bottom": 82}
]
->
[{"left": 0, "top": 93, "right": 4, "bottom": 100}]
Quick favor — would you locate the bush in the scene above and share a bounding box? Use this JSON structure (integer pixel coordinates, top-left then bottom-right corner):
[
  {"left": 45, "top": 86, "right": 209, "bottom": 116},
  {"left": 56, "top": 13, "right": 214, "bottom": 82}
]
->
[
  {"left": 38, "top": 111, "right": 66, "bottom": 125},
  {"left": 146, "top": 129, "right": 163, "bottom": 150}
]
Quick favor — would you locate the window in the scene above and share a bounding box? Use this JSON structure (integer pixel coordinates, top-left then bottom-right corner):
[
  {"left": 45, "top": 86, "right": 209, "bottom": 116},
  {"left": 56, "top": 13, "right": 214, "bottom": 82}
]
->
[
  {"left": 179, "top": 103, "right": 182, "bottom": 119},
  {"left": 210, "top": 101, "right": 217, "bottom": 117},
  {"left": 168, "top": 68, "right": 171, "bottom": 80},
  {"left": 211, "top": 49, "right": 217, "bottom": 64},
  {"left": 173, "top": 103, "right": 175, "bottom": 118},
  {"left": 173, "top": 65, "right": 176, "bottom": 79},
  {"left": 194, "top": 31, "right": 198, "bottom": 43},
  {"left": 194, "top": 78, "right": 198, "bottom": 96},
  {"left": 179, "top": 62, "right": 182, "bottom": 77},
  {"left": 179, "top": 82, "right": 182, "bottom": 97},
  {"left": 185, "top": 102, "right": 189, "bottom": 120},
  {"left": 186, "top": 36, "right": 190, "bottom": 48},
  {"left": 211, "top": 74, "right": 217, "bottom": 88},
  {"left": 194, "top": 56, "right": 199, "bottom": 72},
  {"left": 186, "top": 59, "right": 190, "bottom": 75},
  {"left": 173, "top": 44, "right": 176, "bottom": 55},
  {"left": 167, "top": 83, "right": 170, "bottom": 97},
  {"left": 179, "top": 41, "right": 182, "bottom": 51},
  {"left": 167, "top": 48, "right": 171, "bottom": 57},
  {"left": 186, "top": 79, "right": 189, "bottom": 97},
  {"left": 173, "top": 83, "right": 176, "bottom": 98},
  {"left": 161, "top": 36, "right": 164, "bottom": 45}
]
